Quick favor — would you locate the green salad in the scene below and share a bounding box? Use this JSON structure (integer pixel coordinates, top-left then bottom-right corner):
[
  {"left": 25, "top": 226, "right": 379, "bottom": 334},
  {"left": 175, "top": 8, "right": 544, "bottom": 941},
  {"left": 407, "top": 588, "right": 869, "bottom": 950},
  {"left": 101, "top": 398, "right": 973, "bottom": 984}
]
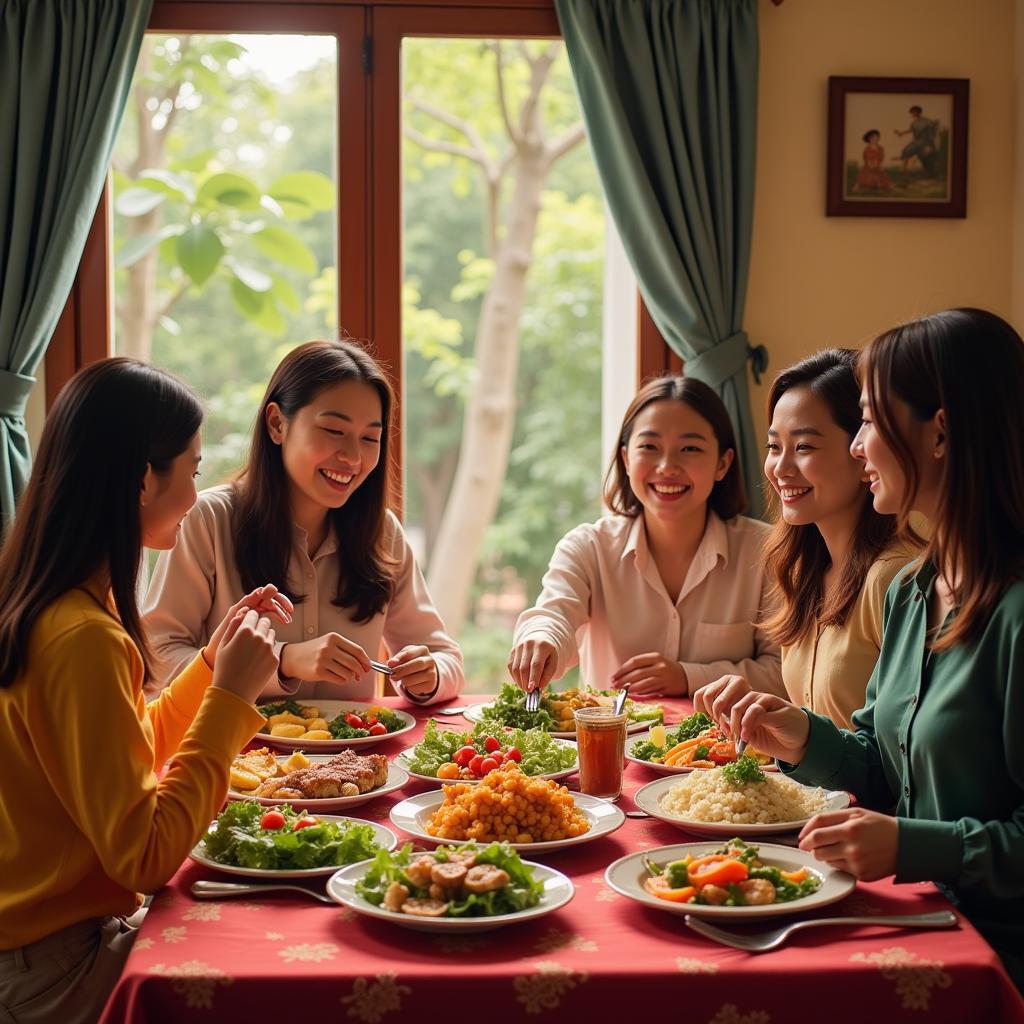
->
[
  {"left": 483, "top": 683, "right": 556, "bottom": 730},
  {"left": 200, "top": 800, "right": 383, "bottom": 870},
  {"left": 356, "top": 841, "right": 544, "bottom": 918},
  {"left": 630, "top": 711, "right": 714, "bottom": 761}
]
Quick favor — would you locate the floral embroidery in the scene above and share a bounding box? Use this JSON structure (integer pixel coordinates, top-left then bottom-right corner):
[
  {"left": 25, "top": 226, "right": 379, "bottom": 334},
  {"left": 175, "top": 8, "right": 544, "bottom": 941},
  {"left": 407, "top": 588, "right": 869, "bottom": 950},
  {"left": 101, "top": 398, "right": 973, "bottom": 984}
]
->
[
  {"left": 534, "top": 928, "right": 598, "bottom": 953},
  {"left": 341, "top": 972, "right": 412, "bottom": 1023},
  {"left": 676, "top": 957, "right": 719, "bottom": 974},
  {"left": 161, "top": 926, "right": 187, "bottom": 944},
  {"left": 182, "top": 903, "right": 222, "bottom": 922},
  {"left": 279, "top": 943, "right": 338, "bottom": 963},
  {"left": 708, "top": 1005, "right": 770, "bottom": 1024},
  {"left": 850, "top": 946, "right": 952, "bottom": 1010},
  {"left": 134, "top": 937, "right": 154, "bottom": 951},
  {"left": 594, "top": 887, "right": 619, "bottom": 902},
  {"left": 513, "top": 960, "right": 588, "bottom": 1014},
  {"left": 337, "top": 907, "right": 358, "bottom": 923},
  {"left": 265, "top": 931, "right": 285, "bottom": 941},
  {"left": 149, "top": 960, "right": 233, "bottom": 1009}
]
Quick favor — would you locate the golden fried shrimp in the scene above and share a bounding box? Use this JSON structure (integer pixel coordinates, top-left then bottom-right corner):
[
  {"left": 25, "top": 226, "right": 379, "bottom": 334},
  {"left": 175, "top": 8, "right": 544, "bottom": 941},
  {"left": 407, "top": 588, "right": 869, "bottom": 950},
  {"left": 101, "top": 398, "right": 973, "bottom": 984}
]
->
[
  {"left": 430, "top": 862, "right": 468, "bottom": 889},
  {"left": 401, "top": 898, "right": 449, "bottom": 917},
  {"left": 737, "top": 879, "right": 776, "bottom": 905},
  {"left": 405, "top": 857, "right": 437, "bottom": 888},
  {"left": 383, "top": 882, "right": 409, "bottom": 912},
  {"left": 464, "top": 865, "right": 510, "bottom": 893}
]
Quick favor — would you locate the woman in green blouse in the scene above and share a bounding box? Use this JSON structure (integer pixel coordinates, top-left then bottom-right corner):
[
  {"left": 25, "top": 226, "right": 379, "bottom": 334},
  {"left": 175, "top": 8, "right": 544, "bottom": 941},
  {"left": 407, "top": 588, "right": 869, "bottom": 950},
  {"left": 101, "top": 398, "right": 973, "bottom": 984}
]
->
[{"left": 696, "top": 308, "right": 1024, "bottom": 988}]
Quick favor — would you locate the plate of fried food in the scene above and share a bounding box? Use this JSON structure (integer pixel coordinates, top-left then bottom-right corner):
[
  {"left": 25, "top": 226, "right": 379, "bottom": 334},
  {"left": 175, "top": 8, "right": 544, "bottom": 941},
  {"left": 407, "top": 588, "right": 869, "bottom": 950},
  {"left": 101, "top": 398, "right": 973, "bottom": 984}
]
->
[
  {"left": 388, "top": 763, "right": 624, "bottom": 853},
  {"left": 229, "top": 747, "right": 409, "bottom": 812},
  {"left": 255, "top": 699, "right": 416, "bottom": 750}
]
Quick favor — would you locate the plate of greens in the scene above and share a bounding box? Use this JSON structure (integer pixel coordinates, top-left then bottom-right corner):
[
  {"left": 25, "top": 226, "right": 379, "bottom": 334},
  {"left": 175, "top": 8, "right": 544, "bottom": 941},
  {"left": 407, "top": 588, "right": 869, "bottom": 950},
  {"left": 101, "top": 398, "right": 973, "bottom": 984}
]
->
[
  {"left": 605, "top": 838, "right": 854, "bottom": 921},
  {"left": 626, "top": 713, "right": 777, "bottom": 774},
  {"left": 396, "top": 720, "right": 578, "bottom": 785},
  {"left": 190, "top": 800, "right": 397, "bottom": 878},
  {"left": 327, "top": 841, "right": 574, "bottom": 932},
  {"left": 255, "top": 700, "right": 416, "bottom": 751}
]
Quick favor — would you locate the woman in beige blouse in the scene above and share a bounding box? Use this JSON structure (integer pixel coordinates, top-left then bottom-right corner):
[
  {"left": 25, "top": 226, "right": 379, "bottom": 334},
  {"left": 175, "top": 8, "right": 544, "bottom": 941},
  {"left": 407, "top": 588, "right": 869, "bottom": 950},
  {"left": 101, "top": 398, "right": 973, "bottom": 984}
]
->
[
  {"left": 508, "top": 376, "right": 782, "bottom": 697},
  {"left": 699, "top": 349, "right": 920, "bottom": 730},
  {"left": 144, "top": 340, "right": 464, "bottom": 705}
]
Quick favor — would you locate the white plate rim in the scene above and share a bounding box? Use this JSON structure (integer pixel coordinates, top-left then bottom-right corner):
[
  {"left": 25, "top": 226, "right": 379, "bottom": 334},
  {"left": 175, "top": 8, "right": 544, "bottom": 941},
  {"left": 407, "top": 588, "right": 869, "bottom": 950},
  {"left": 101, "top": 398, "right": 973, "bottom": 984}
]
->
[
  {"left": 190, "top": 814, "right": 398, "bottom": 878},
  {"left": 625, "top": 728, "right": 779, "bottom": 775},
  {"left": 633, "top": 774, "right": 850, "bottom": 835},
  {"left": 388, "top": 789, "right": 625, "bottom": 852},
  {"left": 394, "top": 737, "right": 578, "bottom": 786},
  {"left": 256, "top": 701, "right": 417, "bottom": 751},
  {"left": 604, "top": 841, "right": 856, "bottom": 920},
  {"left": 227, "top": 756, "right": 409, "bottom": 811},
  {"left": 326, "top": 856, "right": 575, "bottom": 931},
  {"left": 464, "top": 701, "right": 657, "bottom": 737}
]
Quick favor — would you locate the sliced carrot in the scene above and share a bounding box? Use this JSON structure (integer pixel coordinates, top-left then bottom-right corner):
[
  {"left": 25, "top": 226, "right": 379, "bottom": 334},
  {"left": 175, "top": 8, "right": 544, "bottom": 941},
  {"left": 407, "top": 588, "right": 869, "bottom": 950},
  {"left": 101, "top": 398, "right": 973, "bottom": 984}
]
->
[
  {"left": 644, "top": 877, "right": 696, "bottom": 902},
  {"left": 780, "top": 868, "right": 808, "bottom": 883},
  {"left": 688, "top": 855, "right": 749, "bottom": 888}
]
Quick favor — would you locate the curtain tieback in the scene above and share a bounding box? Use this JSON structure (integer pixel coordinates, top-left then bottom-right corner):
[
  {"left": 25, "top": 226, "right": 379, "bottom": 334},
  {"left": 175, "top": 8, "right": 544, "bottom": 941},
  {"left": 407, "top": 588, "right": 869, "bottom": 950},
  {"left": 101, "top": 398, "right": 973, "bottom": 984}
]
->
[
  {"left": 684, "top": 331, "right": 769, "bottom": 388},
  {"left": 0, "top": 370, "right": 36, "bottom": 420}
]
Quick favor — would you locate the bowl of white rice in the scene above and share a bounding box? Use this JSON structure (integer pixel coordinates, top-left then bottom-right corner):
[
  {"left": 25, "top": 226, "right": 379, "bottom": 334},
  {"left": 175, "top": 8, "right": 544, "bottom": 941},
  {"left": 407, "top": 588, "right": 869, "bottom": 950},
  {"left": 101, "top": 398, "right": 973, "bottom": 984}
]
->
[{"left": 634, "top": 769, "right": 849, "bottom": 836}]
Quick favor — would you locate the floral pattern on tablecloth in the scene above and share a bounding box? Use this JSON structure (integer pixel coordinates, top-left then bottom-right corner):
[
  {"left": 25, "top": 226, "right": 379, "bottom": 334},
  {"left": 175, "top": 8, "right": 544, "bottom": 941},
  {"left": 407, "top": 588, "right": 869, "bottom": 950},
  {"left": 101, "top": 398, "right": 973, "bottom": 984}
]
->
[
  {"left": 183, "top": 903, "right": 223, "bottom": 922},
  {"left": 161, "top": 926, "right": 187, "bottom": 944},
  {"left": 677, "top": 957, "right": 719, "bottom": 973},
  {"left": 148, "top": 960, "right": 233, "bottom": 1010},
  {"left": 278, "top": 942, "right": 338, "bottom": 963},
  {"left": 534, "top": 928, "right": 598, "bottom": 953},
  {"left": 340, "top": 972, "right": 412, "bottom": 1023},
  {"left": 849, "top": 946, "right": 953, "bottom": 1010},
  {"left": 513, "top": 960, "right": 588, "bottom": 1014}
]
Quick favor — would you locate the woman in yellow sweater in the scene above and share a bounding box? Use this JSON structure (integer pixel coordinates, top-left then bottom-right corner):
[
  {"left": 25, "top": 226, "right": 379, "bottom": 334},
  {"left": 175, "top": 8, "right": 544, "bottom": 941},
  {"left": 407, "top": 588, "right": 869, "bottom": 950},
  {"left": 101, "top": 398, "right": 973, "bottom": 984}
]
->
[{"left": 0, "top": 359, "right": 291, "bottom": 1024}]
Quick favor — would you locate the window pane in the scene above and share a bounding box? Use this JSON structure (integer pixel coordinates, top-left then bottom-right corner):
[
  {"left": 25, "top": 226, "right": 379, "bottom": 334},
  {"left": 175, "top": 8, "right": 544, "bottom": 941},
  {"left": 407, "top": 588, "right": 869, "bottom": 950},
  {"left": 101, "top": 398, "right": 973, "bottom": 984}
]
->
[
  {"left": 111, "top": 34, "right": 338, "bottom": 484},
  {"left": 401, "top": 39, "right": 605, "bottom": 692}
]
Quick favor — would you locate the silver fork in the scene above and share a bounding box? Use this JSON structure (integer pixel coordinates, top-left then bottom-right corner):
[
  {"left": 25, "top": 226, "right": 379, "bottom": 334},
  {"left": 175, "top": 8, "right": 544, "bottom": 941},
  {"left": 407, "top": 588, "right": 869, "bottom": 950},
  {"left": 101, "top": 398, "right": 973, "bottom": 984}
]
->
[
  {"left": 191, "top": 880, "right": 335, "bottom": 905},
  {"left": 524, "top": 688, "right": 542, "bottom": 713},
  {"left": 684, "top": 909, "right": 957, "bottom": 952}
]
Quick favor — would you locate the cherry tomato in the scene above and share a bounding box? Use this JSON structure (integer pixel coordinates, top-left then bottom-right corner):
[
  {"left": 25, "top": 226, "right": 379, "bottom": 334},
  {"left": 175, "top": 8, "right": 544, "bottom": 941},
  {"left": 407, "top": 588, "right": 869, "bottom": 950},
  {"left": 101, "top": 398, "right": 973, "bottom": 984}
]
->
[
  {"left": 479, "top": 756, "right": 500, "bottom": 774},
  {"left": 344, "top": 713, "right": 365, "bottom": 729},
  {"left": 259, "top": 811, "right": 286, "bottom": 830},
  {"left": 454, "top": 745, "right": 477, "bottom": 767},
  {"left": 368, "top": 723, "right": 387, "bottom": 736},
  {"left": 468, "top": 754, "right": 486, "bottom": 776},
  {"left": 292, "top": 816, "right": 320, "bottom": 831},
  {"left": 504, "top": 746, "right": 522, "bottom": 762},
  {"left": 483, "top": 736, "right": 501, "bottom": 753},
  {"left": 707, "top": 741, "right": 737, "bottom": 765},
  {"left": 363, "top": 716, "right": 378, "bottom": 727}
]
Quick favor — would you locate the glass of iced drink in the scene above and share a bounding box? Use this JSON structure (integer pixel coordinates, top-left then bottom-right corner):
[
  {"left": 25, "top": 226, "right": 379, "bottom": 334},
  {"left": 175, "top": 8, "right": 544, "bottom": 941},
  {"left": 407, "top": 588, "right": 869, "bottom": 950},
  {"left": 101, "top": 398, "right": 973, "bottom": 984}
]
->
[{"left": 573, "top": 705, "right": 627, "bottom": 800}]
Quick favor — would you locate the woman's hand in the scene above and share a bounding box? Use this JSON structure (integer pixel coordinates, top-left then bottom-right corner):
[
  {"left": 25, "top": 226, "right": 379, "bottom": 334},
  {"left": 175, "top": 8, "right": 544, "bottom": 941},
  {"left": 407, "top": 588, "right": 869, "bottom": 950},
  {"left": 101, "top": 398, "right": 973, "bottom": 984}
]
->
[
  {"left": 280, "top": 632, "right": 372, "bottom": 686},
  {"left": 507, "top": 638, "right": 558, "bottom": 693},
  {"left": 205, "top": 585, "right": 293, "bottom": 667},
  {"left": 210, "top": 609, "right": 280, "bottom": 703},
  {"left": 798, "top": 807, "right": 899, "bottom": 880},
  {"left": 610, "top": 653, "right": 687, "bottom": 696},
  {"left": 693, "top": 674, "right": 810, "bottom": 764},
  {"left": 389, "top": 645, "right": 438, "bottom": 699}
]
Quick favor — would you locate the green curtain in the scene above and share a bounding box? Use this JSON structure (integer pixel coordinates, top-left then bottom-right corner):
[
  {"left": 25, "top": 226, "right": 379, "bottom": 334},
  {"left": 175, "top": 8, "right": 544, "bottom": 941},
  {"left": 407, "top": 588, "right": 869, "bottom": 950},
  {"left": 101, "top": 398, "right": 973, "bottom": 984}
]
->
[
  {"left": 556, "top": 0, "right": 768, "bottom": 517},
  {"left": 0, "top": 0, "right": 152, "bottom": 529}
]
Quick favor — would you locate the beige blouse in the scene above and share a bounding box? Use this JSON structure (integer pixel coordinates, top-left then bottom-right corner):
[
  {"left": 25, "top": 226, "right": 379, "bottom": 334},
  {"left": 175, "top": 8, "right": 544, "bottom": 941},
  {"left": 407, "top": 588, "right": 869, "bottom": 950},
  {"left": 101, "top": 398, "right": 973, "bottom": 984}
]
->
[
  {"left": 513, "top": 511, "right": 783, "bottom": 696},
  {"left": 781, "top": 545, "right": 917, "bottom": 730},
  {"left": 143, "top": 484, "right": 464, "bottom": 704}
]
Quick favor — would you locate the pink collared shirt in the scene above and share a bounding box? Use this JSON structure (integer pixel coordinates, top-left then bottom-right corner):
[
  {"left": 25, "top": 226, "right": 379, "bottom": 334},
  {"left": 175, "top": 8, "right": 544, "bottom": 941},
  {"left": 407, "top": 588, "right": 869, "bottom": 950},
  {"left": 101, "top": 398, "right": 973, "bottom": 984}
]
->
[
  {"left": 143, "top": 485, "right": 464, "bottom": 704},
  {"left": 513, "top": 511, "right": 782, "bottom": 695}
]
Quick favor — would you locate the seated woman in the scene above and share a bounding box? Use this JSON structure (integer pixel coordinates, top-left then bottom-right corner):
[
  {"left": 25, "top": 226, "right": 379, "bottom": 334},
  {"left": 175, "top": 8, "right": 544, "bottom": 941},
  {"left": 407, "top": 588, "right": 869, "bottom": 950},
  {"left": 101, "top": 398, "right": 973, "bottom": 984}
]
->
[
  {"left": 508, "top": 375, "right": 781, "bottom": 697},
  {"left": 712, "top": 349, "right": 920, "bottom": 730},
  {"left": 0, "top": 359, "right": 287, "bottom": 1022},
  {"left": 696, "top": 309, "right": 1024, "bottom": 989},
  {"left": 145, "top": 339, "right": 464, "bottom": 706}
]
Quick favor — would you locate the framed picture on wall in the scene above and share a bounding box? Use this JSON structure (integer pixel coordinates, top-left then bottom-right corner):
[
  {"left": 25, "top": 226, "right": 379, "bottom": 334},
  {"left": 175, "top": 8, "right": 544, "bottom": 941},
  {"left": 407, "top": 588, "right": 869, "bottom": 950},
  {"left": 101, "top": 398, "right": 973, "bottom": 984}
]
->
[{"left": 826, "top": 76, "right": 969, "bottom": 217}]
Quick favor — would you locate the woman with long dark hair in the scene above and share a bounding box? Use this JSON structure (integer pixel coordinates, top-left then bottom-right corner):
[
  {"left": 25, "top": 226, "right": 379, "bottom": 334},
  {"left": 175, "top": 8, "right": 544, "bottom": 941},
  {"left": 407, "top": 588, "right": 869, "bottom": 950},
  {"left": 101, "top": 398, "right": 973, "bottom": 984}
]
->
[
  {"left": 145, "top": 339, "right": 463, "bottom": 704},
  {"left": 710, "top": 350, "right": 920, "bottom": 729},
  {"left": 696, "top": 309, "right": 1024, "bottom": 988},
  {"left": 0, "top": 359, "right": 287, "bottom": 1021},
  {"left": 508, "top": 375, "right": 781, "bottom": 696}
]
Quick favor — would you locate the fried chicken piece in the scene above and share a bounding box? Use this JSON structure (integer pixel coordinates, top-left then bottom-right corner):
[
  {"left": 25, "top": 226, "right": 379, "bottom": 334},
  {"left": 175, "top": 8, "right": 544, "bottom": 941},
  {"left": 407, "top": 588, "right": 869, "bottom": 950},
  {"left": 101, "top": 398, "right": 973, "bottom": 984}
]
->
[{"left": 255, "top": 750, "right": 389, "bottom": 799}]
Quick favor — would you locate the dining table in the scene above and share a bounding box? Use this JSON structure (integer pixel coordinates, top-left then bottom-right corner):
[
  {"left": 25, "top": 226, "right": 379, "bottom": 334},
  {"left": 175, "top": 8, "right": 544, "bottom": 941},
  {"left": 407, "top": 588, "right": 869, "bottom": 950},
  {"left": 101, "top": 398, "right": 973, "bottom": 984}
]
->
[{"left": 100, "top": 693, "right": 1024, "bottom": 1023}]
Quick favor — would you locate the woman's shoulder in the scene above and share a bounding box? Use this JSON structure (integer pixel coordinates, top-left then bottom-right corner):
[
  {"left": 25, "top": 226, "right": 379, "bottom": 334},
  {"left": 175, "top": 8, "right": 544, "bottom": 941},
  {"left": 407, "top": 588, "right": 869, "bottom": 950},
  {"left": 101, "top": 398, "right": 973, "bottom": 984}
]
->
[
  {"left": 722, "top": 513, "right": 771, "bottom": 539},
  {"left": 560, "top": 514, "right": 635, "bottom": 554},
  {"left": 194, "top": 483, "right": 237, "bottom": 517},
  {"left": 719, "top": 513, "right": 771, "bottom": 562},
  {"left": 867, "top": 543, "right": 920, "bottom": 590},
  {"left": 31, "top": 591, "right": 136, "bottom": 664}
]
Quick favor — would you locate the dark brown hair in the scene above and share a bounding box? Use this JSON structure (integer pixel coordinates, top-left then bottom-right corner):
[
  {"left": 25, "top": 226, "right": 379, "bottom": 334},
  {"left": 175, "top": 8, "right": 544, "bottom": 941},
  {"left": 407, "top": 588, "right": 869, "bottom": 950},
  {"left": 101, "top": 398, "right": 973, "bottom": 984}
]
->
[
  {"left": 0, "top": 359, "right": 203, "bottom": 687},
  {"left": 863, "top": 308, "right": 1024, "bottom": 649},
  {"left": 232, "top": 339, "right": 397, "bottom": 622},
  {"left": 603, "top": 375, "right": 745, "bottom": 520},
  {"left": 760, "top": 349, "right": 914, "bottom": 647}
]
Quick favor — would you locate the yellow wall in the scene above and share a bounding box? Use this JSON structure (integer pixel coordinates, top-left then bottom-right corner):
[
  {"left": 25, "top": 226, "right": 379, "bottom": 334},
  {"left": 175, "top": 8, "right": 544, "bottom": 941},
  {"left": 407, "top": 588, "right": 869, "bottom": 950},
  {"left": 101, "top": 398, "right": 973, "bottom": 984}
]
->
[{"left": 747, "top": 0, "right": 1018, "bottom": 433}]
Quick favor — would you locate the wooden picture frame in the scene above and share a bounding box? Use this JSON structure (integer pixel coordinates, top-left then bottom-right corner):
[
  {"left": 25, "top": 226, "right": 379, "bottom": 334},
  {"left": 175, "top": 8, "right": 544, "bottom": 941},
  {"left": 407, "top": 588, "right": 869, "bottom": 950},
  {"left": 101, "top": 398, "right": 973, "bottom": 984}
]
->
[{"left": 826, "top": 76, "right": 969, "bottom": 217}]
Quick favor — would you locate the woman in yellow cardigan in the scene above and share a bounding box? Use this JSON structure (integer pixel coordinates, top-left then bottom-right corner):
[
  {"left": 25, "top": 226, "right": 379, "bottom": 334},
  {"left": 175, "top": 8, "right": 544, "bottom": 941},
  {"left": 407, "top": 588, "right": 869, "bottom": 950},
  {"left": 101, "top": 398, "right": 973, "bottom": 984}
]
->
[{"left": 0, "top": 359, "right": 291, "bottom": 1024}]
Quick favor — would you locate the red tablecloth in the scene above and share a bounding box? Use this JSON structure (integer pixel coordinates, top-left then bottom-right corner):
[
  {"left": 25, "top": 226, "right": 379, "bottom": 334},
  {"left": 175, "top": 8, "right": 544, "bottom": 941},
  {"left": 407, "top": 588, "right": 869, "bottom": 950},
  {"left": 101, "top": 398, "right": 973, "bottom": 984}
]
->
[{"left": 101, "top": 696, "right": 1024, "bottom": 1023}]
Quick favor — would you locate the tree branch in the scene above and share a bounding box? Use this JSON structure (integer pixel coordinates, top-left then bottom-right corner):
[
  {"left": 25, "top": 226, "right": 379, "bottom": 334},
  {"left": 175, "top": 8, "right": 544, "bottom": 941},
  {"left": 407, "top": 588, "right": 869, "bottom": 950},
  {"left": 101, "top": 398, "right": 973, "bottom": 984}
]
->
[
  {"left": 490, "top": 42, "right": 521, "bottom": 145},
  {"left": 408, "top": 95, "right": 492, "bottom": 163},
  {"left": 404, "top": 126, "right": 490, "bottom": 172},
  {"left": 547, "top": 122, "right": 586, "bottom": 164},
  {"left": 518, "top": 42, "right": 559, "bottom": 137},
  {"left": 157, "top": 280, "right": 190, "bottom": 321}
]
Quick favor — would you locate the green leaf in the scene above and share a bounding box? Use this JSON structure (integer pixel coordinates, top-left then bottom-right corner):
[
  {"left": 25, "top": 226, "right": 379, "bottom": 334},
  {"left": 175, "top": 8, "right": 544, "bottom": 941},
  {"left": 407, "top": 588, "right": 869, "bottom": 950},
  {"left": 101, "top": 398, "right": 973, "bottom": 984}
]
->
[
  {"left": 230, "top": 278, "right": 286, "bottom": 336},
  {"left": 172, "top": 148, "right": 217, "bottom": 173},
  {"left": 268, "top": 171, "right": 335, "bottom": 220},
  {"left": 225, "top": 258, "right": 272, "bottom": 293},
  {"left": 136, "top": 168, "right": 196, "bottom": 203},
  {"left": 197, "top": 172, "right": 262, "bottom": 210},
  {"left": 250, "top": 225, "right": 317, "bottom": 273},
  {"left": 115, "top": 188, "right": 166, "bottom": 217},
  {"left": 176, "top": 225, "right": 224, "bottom": 287},
  {"left": 270, "top": 274, "right": 301, "bottom": 312},
  {"left": 115, "top": 223, "right": 185, "bottom": 268}
]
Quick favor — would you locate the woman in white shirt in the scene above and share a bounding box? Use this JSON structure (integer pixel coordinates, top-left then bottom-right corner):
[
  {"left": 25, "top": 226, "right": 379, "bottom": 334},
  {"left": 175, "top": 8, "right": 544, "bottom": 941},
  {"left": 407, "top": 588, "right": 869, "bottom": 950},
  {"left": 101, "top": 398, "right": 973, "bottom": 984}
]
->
[
  {"left": 508, "top": 375, "right": 781, "bottom": 696},
  {"left": 144, "top": 340, "right": 464, "bottom": 705}
]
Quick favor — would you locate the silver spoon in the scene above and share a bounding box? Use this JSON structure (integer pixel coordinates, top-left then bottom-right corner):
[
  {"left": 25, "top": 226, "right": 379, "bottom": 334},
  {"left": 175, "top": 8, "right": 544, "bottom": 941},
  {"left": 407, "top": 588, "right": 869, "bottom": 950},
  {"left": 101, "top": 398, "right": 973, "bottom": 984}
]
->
[
  {"left": 434, "top": 706, "right": 472, "bottom": 716},
  {"left": 191, "top": 880, "right": 335, "bottom": 905},
  {"left": 685, "top": 909, "right": 957, "bottom": 953}
]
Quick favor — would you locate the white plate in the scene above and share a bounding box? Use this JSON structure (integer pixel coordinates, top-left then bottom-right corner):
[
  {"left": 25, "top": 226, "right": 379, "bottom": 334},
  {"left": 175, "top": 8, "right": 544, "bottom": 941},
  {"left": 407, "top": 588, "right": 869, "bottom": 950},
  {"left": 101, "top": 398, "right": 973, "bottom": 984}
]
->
[
  {"left": 389, "top": 790, "right": 625, "bottom": 853},
  {"left": 625, "top": 729, "right": 779, "bottom": 775},
  {"left": 633, "top": 774, "right": 850, "bottom": 836},
  {"left": 190, "top": 815, "right": 398, "bottom": 879},
  {"left": 228, "top": 756, "right": 409, "bottom": 812},
  {"left": 394, "top": 738, "right": 578, "bottom": 787},
  {"left": 464, "top": 701, "right": 658, "bottom": 739},
  {"left": 605, "top": 842, "right": 855, "bottom": 921},
  {"left": 256, "top": 702, "right": 416, "bottom": 751},
  {"left": 327, "top": 857, "right": 575, "bottom": 932}
]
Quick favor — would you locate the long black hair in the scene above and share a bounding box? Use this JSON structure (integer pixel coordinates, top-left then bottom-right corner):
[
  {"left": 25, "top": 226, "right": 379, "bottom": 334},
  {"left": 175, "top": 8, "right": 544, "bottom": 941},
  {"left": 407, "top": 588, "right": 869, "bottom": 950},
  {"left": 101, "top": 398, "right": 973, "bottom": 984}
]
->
[{"left": 0, "top": 358, "right": 203, "bottom": 686}]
